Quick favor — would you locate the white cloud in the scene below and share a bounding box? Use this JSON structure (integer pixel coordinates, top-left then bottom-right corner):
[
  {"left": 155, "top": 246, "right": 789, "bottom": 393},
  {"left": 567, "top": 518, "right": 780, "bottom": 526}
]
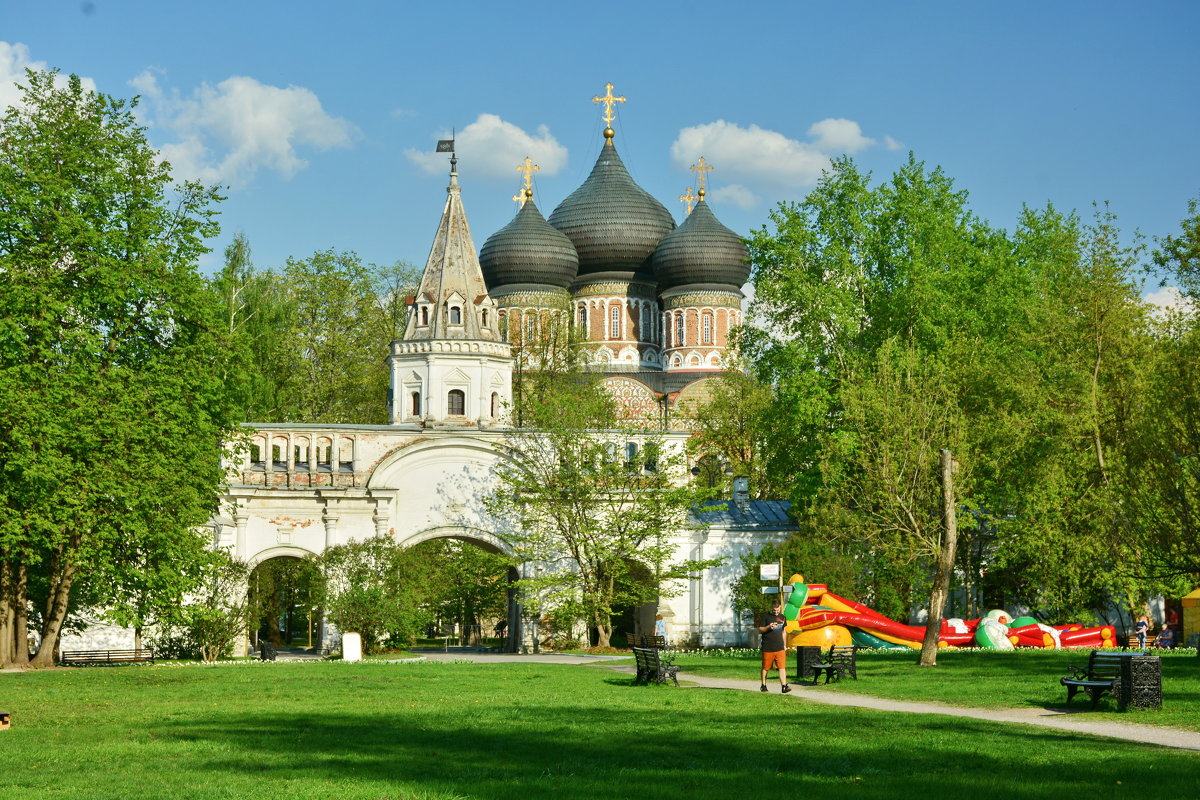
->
[
  {"left": 405, "top": 113, "right": 568, "bottom": 180},
  {"left": 708, "top": 183, "right": 759, "bottom": 210},
  {"left": 671, "top": 120, "right": 831, "bottom": 191},
  {"left": 132, "top": 70, "right": 357, "bottom": 187},
  {"left": 884, "top": 135, "right": 905, "bottom": 151},
  {"left": 808, "top": 118, "right": 875, "bottom": 153},
  {"left": 1, "top": 41, "right": 97, "bottom": 110},
  {"left": 670, "top": 117, "right": 901, "bottom": 208},
  {"left": 1146, "top": 285, "right": 1194, "bottom": 318}
]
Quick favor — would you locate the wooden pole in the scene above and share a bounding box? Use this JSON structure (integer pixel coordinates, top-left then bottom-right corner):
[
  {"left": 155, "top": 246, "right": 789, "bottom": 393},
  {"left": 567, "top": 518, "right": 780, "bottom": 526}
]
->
[{"left": 919, "top": 449, "right": 959, "bottom": 667}]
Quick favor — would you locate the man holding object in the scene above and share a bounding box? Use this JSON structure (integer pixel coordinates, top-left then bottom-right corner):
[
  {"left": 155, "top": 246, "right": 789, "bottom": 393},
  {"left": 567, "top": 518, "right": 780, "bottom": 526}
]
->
[{"left": 758, "top": 599, "right": 791, "bottom": 693}]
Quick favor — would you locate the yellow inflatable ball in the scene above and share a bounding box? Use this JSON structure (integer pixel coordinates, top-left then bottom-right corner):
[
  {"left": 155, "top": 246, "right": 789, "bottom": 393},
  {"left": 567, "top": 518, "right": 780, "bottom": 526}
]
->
[{"left": 789, "top": 625, "right": 852, "bottom": 648}]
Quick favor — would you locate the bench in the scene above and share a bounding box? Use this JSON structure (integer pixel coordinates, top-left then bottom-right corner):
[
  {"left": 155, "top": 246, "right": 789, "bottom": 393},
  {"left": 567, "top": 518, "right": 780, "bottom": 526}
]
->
[
  {"left": 632, "top": 646, "right": 680, "bottom": 687},
  {"left": 810, "top": 645, "right": 858, "bottom": 684},
  {"left": 258, "top": 641, "right": 277, "bottom": 661},
  {"left": 60, "top": 648, "right": 154, "bottom": 666},
  {"left": 0, "top": 710, "right": 10, "bottom": 730},
  {"left": 1061, "top": 650, "right": 1136, "bottom": 709}
]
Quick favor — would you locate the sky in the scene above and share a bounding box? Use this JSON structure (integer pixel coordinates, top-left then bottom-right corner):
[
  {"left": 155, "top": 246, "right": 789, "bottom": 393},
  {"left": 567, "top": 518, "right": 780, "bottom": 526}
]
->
[{"left": 3, "top": 1, "right": 1198, "bottom": 304}]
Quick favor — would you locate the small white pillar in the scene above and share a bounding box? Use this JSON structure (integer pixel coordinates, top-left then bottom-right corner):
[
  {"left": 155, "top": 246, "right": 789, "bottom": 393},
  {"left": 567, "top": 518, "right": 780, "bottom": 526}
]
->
[{"left": 342, "top": 632, "right": 362, "bottom": 662}]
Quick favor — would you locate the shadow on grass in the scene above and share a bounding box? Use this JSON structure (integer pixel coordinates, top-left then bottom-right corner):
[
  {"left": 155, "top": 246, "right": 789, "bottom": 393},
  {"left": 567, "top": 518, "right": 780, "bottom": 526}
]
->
[{"left": 144, "top": 698, "right": 1200, "bottom": 800}]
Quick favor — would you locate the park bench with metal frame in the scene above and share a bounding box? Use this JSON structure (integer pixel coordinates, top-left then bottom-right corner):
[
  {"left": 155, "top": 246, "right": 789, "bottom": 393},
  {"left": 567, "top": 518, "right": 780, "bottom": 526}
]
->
[
  {"left": 810, "top": 645, "right": 858, "bottom": 684},
  {"left": 632, "top": 646, "right": 680, "bottom": 686},
  {"left": 1061, "top": 650, "right": 1137, "bottom": 709},
  {"left": 59, "top": 648, "right": 155, "bottom": 666}
]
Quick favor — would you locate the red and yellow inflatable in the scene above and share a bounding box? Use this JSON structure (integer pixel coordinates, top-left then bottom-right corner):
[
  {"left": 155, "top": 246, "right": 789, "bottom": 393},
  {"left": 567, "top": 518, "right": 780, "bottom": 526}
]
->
[{"left": 779, "top": 575, "right": 1115, "bottom": 650}]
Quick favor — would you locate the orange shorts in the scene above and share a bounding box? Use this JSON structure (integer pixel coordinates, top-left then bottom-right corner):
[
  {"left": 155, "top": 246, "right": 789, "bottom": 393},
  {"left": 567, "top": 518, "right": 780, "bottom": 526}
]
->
[{"left": 761, "top": 650, "right": 786, "bottom": 671}]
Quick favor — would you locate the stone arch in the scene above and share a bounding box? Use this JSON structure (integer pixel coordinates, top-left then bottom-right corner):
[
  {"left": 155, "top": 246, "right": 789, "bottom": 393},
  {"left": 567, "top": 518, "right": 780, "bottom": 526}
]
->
[
  {"left": 246, "top": 544, "right": 318, "bottom": 570},
  {"left": 396, "top": 524, "right": 513, "bottom": 557}
]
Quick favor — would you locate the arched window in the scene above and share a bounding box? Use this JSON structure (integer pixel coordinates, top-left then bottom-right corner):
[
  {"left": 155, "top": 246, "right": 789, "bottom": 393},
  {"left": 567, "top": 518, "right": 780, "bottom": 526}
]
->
[
  {"left": 578, "top": 305, "right": 588, "bottom": 336},
  {"left": 411, "top": 391, "right": 421, "bottom": 417},
  {"left": 610, "top": 305, "right": 620, "bottom": 339},
  {"left": 675, "top": 314, "right": 684, "bottom": 347},
  {"left": 640, "top": 305, "right": 649, "bottom": 340},
  {"left": 449, "top": 306, "right": 462, "bottom": 325},
  {"left": 447, "top": 389, "right": 465, "bottom": 416},
  {"left": 420, "top": 306, "right": 429, "bottom": 326},
  {"left": 482, "top": 309, "right": 489, "bottom": 327},
  {"left": 491, "top": 392, "right": 499, "bottom": 418},
  {"left": 702, "top": 312, "right": 713, "bottom": 344}
]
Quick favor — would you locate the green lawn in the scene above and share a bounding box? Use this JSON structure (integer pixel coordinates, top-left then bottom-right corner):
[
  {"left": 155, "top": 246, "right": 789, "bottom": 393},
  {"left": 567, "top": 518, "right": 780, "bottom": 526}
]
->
[
  {"left": 0, "top": 660, "right": 1197, "bottom": 799},
  {"left": 674, "top": 648, "right": 1200, "bottom": 731}
]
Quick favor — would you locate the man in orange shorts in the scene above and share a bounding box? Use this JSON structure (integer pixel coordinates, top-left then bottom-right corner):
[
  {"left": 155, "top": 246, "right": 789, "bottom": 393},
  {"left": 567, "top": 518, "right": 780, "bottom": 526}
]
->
[{"left": 758, "top": 598, "right": 790, "bottom": 693}]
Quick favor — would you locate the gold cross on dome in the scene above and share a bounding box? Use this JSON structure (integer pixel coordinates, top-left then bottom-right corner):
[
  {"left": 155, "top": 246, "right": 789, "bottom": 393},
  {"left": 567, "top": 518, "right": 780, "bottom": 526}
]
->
[
  {"left": 516, "top": 156, "right": 540, "bottom": 191},
  {"left": 690, "top": 157, "right": 713, "bottom": 193},
  {"left": 513, "top": 187, "right": 532, "bottom": 208},
  {"left": 592, "top": 82, "right": 626, "bottom": 126},
  {"left": 679, "top": 186, "right": 698, "bottom": 216}
]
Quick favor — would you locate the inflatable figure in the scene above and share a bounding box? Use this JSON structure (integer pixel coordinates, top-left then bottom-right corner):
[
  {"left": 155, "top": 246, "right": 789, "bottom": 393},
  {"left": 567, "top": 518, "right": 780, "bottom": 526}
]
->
[{"left": 775, "top": 574, "right": 1115, "bottom": 650}]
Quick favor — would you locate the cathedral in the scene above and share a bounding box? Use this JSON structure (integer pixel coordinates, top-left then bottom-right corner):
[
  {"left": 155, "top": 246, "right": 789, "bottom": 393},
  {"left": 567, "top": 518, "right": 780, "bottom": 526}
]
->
[
  {"left": 395, "top": 83, "right": 751, "bottom": 428},
  {"left": 64, "top": 85, "right": 791, "bottom": 655}
]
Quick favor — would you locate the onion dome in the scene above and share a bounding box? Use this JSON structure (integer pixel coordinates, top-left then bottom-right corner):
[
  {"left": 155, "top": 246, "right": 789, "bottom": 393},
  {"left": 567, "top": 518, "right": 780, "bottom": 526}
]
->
[
  {"left": 651, "top": 195, "right": 749, "bottom": 292},
  {"left": 548, "top": 141, "right": 675, "bottom": 283},
  {"left": 480, "top": 194, "right": 578, "bottom": 292}
]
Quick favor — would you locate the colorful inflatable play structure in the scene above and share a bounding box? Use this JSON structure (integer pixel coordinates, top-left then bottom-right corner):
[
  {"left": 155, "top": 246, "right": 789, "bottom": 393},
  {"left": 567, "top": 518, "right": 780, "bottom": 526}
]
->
[{"left": 778, "top": 575, "right": 1116, "bottom": 650}]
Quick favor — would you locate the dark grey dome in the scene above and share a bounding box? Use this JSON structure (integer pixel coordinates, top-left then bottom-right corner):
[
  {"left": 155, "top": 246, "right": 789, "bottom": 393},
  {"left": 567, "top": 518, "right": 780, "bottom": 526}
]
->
[
  {"left": 651, "top": 199, "right": 749, "bottom": 292},
  {"left": 548, "top": 142, "right": 675, "bottom": 283},
  {"left": 479, "top": 198, "right": 579, "bottom": 291}
]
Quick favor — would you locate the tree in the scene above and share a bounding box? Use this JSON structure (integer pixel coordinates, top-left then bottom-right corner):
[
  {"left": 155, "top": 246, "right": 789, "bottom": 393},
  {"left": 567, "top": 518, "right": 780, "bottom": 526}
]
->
[
  {"left": 314, "top": 535, "right": 436, "bottom": 653},
  {"left": 487, "top": 374, "right": 720, "bottom": 649},
  {"left": 214, "top": 252, "right": 419, "bottom": 425},
  {"left": 153, "top": 550, "right": 250, "bottom": 662},
  {"left": 681, "top": 370, "right": 787, "bottom": 499},
  {"left": 0, "top": 70, "right": 238, "bottom": 667}
]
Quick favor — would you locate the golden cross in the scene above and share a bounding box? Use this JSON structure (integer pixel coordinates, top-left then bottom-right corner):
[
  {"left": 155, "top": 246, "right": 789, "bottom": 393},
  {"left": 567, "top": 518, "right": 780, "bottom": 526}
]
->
[
  {"left": 513, "top": 187, "right": 532, "bottom": 208},
  {"left": 679, "top": 186, "right": 698, "bottom": 216},
  {"left": 592, "top": 82, "right": 626, "bottom": 126},
  {"left": 690, "top": 157, "right": 713, "bottom": 193},
  {"left": 516, "top": 156, "right": 539, "bottom": 191}
]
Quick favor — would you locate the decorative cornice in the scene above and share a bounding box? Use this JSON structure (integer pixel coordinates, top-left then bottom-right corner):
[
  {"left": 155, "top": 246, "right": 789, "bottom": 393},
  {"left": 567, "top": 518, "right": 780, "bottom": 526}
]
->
[
  {"left": 662, "top": 290, "right": 743, "bottom": 309},
  {"left": 573, "top": 280, "right": 657, "bottom": 299},
  {"left": 391, "top": 340, "right": 512, "bottom": 358}
]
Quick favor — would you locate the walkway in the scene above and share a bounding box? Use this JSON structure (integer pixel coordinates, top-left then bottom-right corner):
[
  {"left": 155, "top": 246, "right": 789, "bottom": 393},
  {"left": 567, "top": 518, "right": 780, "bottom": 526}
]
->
[{"left": 417, "top": 651, "right": 1200, "bottom": 752}]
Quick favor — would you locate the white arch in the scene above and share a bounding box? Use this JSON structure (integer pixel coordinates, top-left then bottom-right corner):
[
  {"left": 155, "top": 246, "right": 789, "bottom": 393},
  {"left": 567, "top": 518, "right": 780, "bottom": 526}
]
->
[
  {"left": 245, "top": 545, "right": 318, "bottom": 569},
  {"left": 397, "top": 524, "right": 514, "bottom": 556}
]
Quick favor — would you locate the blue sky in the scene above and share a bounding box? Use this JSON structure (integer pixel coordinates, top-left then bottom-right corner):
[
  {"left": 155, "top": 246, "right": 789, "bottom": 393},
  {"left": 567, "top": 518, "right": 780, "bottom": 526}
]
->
[{"left": 4, "top": 1, "right": 1198, "bottom": 302}]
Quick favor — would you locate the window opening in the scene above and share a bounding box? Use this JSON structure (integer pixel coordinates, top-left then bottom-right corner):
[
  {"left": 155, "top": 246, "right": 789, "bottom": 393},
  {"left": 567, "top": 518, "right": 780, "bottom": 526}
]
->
[
  {"left": 448, "top": 389, "right": 466, "bottom": 416},
  {"left": 450, "top": 306, "right": 462, "bottom": 325},
  {"left": 411, "top": 391, "right": 421, "bottom": 417},
  {"left": 702, "top": 313, "right": 713, "bottom": 344},
  {"left": 675, "top": 314, "right": 684, "bottom": 347},
  {"left": 610, "top": 305, "right": 620, "bottom": 339}
]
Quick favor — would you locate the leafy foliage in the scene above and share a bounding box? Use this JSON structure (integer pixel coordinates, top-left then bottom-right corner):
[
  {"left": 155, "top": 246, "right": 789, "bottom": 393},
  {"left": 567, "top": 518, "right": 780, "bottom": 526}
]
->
[{"left": 0, "top": 70, "right": 239, "bottom": 666}]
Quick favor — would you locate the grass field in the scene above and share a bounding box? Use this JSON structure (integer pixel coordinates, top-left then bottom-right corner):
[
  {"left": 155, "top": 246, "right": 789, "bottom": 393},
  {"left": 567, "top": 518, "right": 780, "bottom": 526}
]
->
[
  {"left": 1, "top": 659, "right": 1198, "bottom": 799},
  {"left": 673, "top": 647, "right": 1200, "bottom": 731}
]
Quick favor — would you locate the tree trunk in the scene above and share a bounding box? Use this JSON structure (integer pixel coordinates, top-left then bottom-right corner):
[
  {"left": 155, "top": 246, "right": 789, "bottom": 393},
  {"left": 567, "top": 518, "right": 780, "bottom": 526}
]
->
[
  {"left": 0, "top": 562, "right": 31, "bottom": 668},
  {"left": 919, "top": 450, "right": 959, "bottom": 667},
  {"left": 31, "top": 554, "right": 76, "bottom": 667}
]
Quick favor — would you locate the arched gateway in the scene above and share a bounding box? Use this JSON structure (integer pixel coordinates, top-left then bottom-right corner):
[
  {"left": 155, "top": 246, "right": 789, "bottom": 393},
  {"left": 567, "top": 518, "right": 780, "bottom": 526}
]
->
[{"left": 223, "top": 428, "right": 529, "bottom": 651}]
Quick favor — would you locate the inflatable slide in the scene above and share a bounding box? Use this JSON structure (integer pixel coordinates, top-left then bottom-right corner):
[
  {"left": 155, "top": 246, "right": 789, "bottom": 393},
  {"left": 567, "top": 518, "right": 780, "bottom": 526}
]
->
[{"left": 777, "top": 575, "right": 1115, "bottom": 650}]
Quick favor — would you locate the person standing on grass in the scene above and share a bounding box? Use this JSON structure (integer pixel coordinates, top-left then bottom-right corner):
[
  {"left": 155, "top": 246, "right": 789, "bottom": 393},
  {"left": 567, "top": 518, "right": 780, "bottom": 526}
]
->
[
  {"left": 757, "top": 598, "right": 791, "bottom": 693},
  {"left": 1136, "top": 614, "right": 1150, "bottom": 649}
]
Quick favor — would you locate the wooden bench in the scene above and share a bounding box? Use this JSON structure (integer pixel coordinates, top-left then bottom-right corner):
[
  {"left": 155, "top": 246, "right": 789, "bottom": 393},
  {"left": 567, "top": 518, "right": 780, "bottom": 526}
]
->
[
  {"left": 1061, "top": 650, "right": 1136, "bottom": 708},
  {"left": 60, "top": 648, "right": 154, "bottom": 666},
  {"left": 810, "top": 645, "right": 858, "bottom": 683},
  {"left": 632, "top": 646, "right": 680, "bottom": 687},
  {"left": 0, "top": 710, "right": 10, "bottom": 730}
]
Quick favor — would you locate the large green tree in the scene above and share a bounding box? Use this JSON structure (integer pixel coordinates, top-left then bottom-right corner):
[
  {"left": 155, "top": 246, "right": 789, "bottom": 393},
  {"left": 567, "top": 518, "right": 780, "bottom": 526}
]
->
[
  {"left": 487, "top": 366, "right": 719, "bottom": 649},
  {"left": 0, "top": 71, "right": 239, "bottom": 667}
]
